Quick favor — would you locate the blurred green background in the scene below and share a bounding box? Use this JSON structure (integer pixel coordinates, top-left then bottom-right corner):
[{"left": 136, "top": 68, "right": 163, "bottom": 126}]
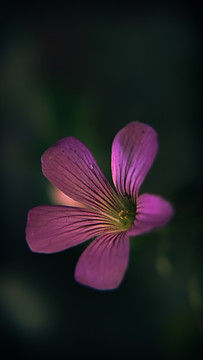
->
[{"left": 1, "top": 2, "right": 202, "bottom": 359}]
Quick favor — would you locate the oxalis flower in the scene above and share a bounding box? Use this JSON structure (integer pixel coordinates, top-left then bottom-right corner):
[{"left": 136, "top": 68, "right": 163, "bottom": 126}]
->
[{"left": 26, "top": 122, "right": 173, "bottom": 290}]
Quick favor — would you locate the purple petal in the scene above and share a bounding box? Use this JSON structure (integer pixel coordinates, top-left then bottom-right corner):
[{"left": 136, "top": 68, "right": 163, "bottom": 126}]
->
[
  {"left": 75, "top": 232, "right": 129, "bottom": 290},
  {"left": 128, "top": 194, "right": 174, "bottom": 236},
  {"left": 26, "top": 206, "right": 114, "bottom": 253},
  {"left": 111, "top": 122, "right": 158, "bottom": 198},
  {"left": 42, "top": 137, "right": 118, "bottom": 212}
]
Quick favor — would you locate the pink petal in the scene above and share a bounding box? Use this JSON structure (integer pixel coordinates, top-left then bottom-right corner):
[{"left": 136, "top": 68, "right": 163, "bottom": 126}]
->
[
  {"left": 75, "top": 232, "right": 129, "bottom": 290},
  {"left": 49, "top": 185, "right": 86, "bottom": 207},
  {"left": 128, "top": 194, "right": 174, "bottom": 237},
  {"left": 111, "top": 122, "right": 158, "bottom": 198},
  {"left": 42, "top": 137, "right": 118, "bottom": 213},
  {"left": 26, "top": 206, "right": 114, "bottom": 253}
]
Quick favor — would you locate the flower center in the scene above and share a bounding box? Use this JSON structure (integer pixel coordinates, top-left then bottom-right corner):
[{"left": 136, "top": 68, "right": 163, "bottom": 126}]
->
[
  {"left": 117, "top": 201, "right": 136, "bottom": 230},
  {"left": 97, "top": 195, "right": 136, "bottom": 232}
]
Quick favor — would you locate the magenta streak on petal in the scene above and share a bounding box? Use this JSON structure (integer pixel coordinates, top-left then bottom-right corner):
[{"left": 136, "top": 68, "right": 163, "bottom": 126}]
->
[
  {"left": 111, "top": 122, "right": 158, "bottom": 199},
  {"left": 42, "top": 137, "right": 119, "bottom": 213},
  {"left": 128, "top": 193, "right": 174, "bottom": 237},
  {"left": 74, "top": 231, "right": 129, "bottom": 290},
  {"left": 26, "top": 206, "right": 119, "bottom": 253}
]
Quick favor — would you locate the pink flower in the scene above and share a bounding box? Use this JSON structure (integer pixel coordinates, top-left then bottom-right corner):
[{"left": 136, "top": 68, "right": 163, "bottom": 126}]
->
[{"left": 26, "top": 122, "right": 173, "bottom": 290}]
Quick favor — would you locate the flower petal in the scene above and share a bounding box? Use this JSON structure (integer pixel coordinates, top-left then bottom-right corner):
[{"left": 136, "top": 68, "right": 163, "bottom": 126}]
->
[
  {"left": 111, "top": 121, "right": 158, "bottom": 198},
  {"left": 49, "top": 185, "right": 86, "bottom": 207},
  {"left": 26, "top": 206, "right": 115, "bottom": 253},
  {"left": 75, "top": 232, "right": 129, "bottom": 290},
  {"left": 42, "top": 137, "right": 118, "bottom": 213},
  {"left": 128, "top": 194, "right": 174, "bottom": 236}
]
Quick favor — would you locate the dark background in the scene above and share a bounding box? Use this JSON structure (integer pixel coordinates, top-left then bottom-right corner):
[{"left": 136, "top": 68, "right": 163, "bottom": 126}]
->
[{"left": 1, "top": 1, "right": 202, "bottom": 359}]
